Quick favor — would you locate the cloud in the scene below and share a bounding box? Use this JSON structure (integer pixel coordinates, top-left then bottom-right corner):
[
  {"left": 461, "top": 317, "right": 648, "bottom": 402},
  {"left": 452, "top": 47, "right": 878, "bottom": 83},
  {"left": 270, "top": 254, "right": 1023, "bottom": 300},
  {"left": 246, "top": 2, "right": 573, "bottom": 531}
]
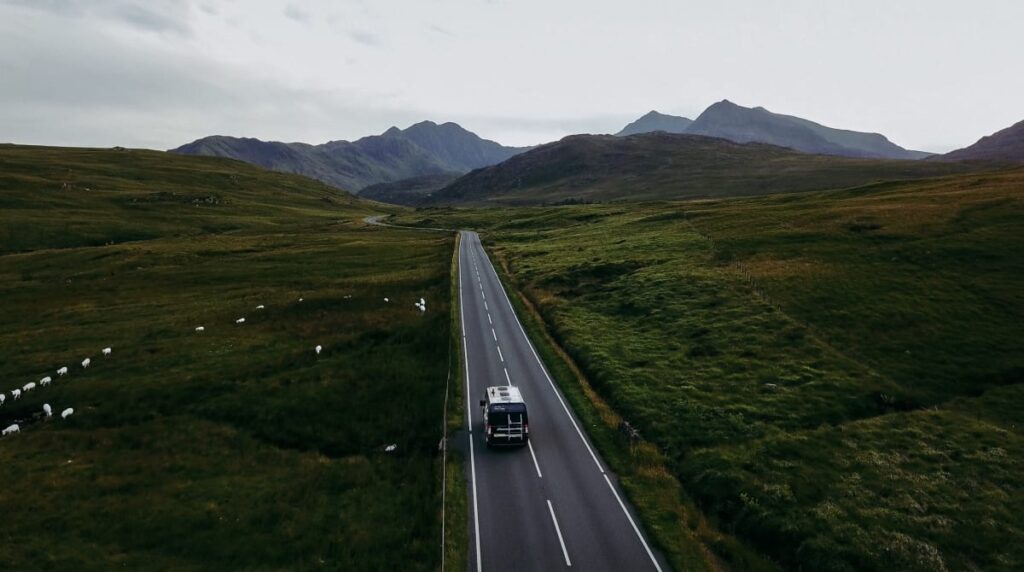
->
[
  {"left": 284, "top": 3, "right": 309, "bottom": 24},
  {"left": 0, "top": 6, "right": 421, "bottom": 149},
  {"left": 348, "top": 29, "right": 382, "bottom": 47},
  {"left": 427, "top": 23, "right": 455, "bottom": 37},
  {"left": 0, "top": 0, "right": 193, "bottom": 36}
]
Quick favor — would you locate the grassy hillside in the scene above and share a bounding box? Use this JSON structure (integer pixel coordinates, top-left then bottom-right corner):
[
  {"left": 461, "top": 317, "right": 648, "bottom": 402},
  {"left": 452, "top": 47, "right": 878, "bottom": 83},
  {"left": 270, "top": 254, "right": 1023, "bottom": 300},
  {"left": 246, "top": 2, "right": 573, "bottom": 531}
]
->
[
  {"left": 0, "top": 145, "right": 456, "bottom": 570},
  {"left": 399, "top": 167, "right": 1024, "bottom": 570},
  {"left": 428, "top": 133, "right": 983, "bottom": 206}
]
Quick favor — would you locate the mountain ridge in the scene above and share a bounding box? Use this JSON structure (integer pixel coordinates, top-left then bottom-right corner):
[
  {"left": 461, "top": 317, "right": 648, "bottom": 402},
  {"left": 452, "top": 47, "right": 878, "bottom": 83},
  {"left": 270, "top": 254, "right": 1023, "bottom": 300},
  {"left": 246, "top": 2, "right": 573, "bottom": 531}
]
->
[
  {"left": 616, "top": 100, "right": 930, "bottom": 160},
  {"left": 427, "top": 131, "right": 979, "bottom": 206},
  {"left": 172, "top": 122, "right": 529, "bottom": 192}
]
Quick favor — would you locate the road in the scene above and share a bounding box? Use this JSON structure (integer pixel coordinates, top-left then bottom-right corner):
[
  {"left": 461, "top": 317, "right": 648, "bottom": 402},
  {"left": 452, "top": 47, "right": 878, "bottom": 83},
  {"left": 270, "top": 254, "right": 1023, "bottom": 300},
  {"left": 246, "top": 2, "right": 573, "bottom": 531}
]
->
[{"left": 459, "top": 231, "right": 666, "bottom": 572}]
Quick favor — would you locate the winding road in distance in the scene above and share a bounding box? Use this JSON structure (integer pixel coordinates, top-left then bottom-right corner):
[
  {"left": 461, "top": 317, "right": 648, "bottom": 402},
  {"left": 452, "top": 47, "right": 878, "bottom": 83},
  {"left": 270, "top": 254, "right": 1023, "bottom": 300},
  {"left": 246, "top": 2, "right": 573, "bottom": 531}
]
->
[{"left": 458, "top": 230, "right": 666, "bottom": 572}]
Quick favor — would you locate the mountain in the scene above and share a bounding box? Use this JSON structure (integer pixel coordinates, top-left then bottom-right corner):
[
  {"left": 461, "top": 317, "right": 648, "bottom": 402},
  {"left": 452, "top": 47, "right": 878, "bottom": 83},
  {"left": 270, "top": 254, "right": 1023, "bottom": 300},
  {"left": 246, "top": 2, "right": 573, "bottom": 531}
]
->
[
  {"left": 686, "top": 100, "right": 931, "bottom": 160},
  {"left": 172, "top": 121, "right": 528, "bottom": 192},
  {"left": 935, "top": 120, "right": 1024, "bottom": 162},
  {"left": 616, "top": 111, "right": 693, "bottom": 136},
  {"left": 360, "top": 172, "right": 461, "bottom": 205},
  {"left": 427, "top": 132, "right": 979, "bottom": 206}
]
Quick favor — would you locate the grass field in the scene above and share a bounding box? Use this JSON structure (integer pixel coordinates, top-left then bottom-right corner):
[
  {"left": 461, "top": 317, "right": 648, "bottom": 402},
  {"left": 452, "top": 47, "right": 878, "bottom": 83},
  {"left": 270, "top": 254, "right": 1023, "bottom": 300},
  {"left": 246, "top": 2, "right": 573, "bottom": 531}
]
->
[
  {"left": 398, "top": 167, "right": 1024, "bottom": 571},
  {"left": 0, "top": 145, "right": 455, "bottom": 570}
]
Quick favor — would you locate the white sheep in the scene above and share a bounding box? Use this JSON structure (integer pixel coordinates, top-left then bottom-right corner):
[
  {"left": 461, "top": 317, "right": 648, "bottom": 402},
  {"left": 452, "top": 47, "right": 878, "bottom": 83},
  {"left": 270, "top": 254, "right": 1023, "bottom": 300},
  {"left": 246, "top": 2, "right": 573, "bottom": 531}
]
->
[
  {"left": 0, "top": 394, "right": 5, "bottom": 405},
  {"left": 57, "top": 366, "right": 68, "bottom": 376},
  {"left": 22, "top": 382, "right": 36, "bottom": 392},
  {"left": 420, "top": 298, "right": 426, "bottom": 306},
  {"left": 236, "top": 318, "right": 246, "bottom": 324},
  {"left": 61, "top": 408, "right": 74, "bottom": 419},
  {"left": 43, "top": 404, "right": 52, "bottom": 417},
  {"left": 384, "top": 444, "right": 397, "bottom": 452},
  {"left": 256, "top": 304, "right": 265, "bottom": 310},
  {"left": 298, "top": 297, "right": 304, "bottom": 302},
  {"left": 2, "top": 424, "right": 18, "bottom": 436},
  {"left": 82, "top": 357, "right": 91, "bottom": 368},
  {"left": 383, "top": 297, "right": 390, "bottom": 303},
  {"left": 40, "top": 376, "right": 52, "bottom": 386},
  {"left": 195, "top": 326, "right": 205, "bottom": 332},
  {"left": 12, "top": 389, "right": 22, "bottom": 400},
  {"left": 102, "top": 347, "right": 112, "bottom": 356},
  {"left": 315, "top": 345, "right": 322, "bottom": 356}
]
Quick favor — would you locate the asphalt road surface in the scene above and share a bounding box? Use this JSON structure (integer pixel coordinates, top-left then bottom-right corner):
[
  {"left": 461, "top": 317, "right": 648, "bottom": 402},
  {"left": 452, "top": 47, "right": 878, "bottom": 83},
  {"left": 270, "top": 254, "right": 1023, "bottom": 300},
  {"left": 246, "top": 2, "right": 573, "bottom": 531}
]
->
[{"left": 459, "top": 231, "right": 666, "bottom": 572}]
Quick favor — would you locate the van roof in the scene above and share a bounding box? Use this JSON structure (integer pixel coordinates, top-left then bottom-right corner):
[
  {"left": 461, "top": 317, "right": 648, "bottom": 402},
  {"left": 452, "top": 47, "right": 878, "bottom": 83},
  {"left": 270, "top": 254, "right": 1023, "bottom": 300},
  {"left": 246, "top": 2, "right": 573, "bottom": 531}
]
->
[{"left": 486, "top": 385, "right": 525, "bottom": 404}]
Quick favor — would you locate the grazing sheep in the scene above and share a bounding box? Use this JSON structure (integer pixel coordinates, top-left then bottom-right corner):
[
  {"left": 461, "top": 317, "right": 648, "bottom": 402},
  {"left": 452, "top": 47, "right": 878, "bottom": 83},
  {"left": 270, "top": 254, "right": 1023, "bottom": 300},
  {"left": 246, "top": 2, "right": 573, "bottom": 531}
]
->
[
  {"left": 61, "top": 408, "right": 74, "bottom": 419},
  {"left": 82, "top": 358, "right": 91, "bottom": 369},
  {"left": 43, "top": 404, "right": 52, "bottom": 417},
  {"left": 102, "top": 347, "right": 112, "bottom": 356},
  {"left": 57, "top": 366, "right": 68, "bottom": 376},
  {"left": 298, "top": 297, "right": 304, "bottom": 302},
  {"left": 10, "top": 389, "right": 19, "bottom": 400},
  {"left": 236, "top": 318, "right": 246, "bottom": 324},
  {"left": 0, "top": 394, "right": 5, "bottom": 405},
  {"left": 420, "top": 298, "right": 425, "bottom": 306},
  {"left": 315, "top": 345, "right": 322, "bottom": 356},
  {"left": 384, "top": 444, "right": 397, "bottom": 452},
  {"left": 40, "top": 376, "right": 52, "bottom": 386},
  {"left": 384, "top": 297, "right": 390, "bottom": 303},
  {"left": 2, "top": 424, "right": 18, "bottom": 436},
  {"left": 195, "top": 326, "right": 205, "bottom": 332},
  {"left": 256, "top": 304, "right": 265, "bottom": 310},
  {"left": 22, "top": 382, "right": 36, "bottom": 392}
]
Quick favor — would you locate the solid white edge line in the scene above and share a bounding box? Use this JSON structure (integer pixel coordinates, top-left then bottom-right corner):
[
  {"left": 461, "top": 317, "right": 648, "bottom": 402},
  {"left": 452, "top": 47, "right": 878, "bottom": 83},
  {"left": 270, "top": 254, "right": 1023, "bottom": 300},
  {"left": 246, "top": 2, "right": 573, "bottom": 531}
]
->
[
  {"left": 547, "top": 500, "right": 572, "bottom": 567},
  {"left": 478, "top": 244, "right": 605, "bottom": 474},
  {"left": 469, "top": 435, "right": 482, "bottom": 572},
  {"left": 458, "top": 233, "right": 482, "bottom": 572},
  {"left": 604, "top": 474, "right": 663, "bottom": 572},
  {"left": 528, "top": 440, "right": 543, "bottom": 478},
  {"left": 496, "top": 345, "right": 504, "bottom": 362}
]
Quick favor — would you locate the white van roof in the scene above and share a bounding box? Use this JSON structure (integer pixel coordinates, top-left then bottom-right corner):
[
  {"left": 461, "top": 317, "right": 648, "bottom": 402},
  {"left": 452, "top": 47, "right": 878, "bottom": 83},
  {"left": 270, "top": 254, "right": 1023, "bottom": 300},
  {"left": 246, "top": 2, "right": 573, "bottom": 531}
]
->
[{"left": 486, "top": 385, "right": 525, "bottom": 404}]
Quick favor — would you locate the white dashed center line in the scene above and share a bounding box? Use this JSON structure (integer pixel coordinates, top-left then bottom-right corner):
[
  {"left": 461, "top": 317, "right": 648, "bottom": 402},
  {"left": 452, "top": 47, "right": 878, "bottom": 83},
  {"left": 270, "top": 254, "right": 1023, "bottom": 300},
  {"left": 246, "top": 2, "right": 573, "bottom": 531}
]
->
[
  {"left": 528, "top": 440, "right": 543, "bottom": 478},
  {"left": 547, "top": 500, "right": 572, "bottom": 567}
]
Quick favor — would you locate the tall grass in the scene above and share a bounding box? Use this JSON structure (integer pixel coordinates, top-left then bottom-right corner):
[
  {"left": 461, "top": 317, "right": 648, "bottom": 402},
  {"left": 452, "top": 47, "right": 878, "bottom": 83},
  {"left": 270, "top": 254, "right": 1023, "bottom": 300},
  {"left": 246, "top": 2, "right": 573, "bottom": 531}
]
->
[
  {"left": 0, "top": 145, "right": 453, "bottom": 570},
  {"left": 398, "top": 167, "right": 1024, "bottom": 570}
]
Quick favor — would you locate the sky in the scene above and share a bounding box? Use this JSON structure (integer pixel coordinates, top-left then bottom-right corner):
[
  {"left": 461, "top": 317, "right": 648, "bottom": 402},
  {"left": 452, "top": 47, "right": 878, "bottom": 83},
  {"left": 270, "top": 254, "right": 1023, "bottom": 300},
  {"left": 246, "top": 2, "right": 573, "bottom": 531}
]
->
[{"left": 1, "top": 0, "right": 1021, "bottom": 152}]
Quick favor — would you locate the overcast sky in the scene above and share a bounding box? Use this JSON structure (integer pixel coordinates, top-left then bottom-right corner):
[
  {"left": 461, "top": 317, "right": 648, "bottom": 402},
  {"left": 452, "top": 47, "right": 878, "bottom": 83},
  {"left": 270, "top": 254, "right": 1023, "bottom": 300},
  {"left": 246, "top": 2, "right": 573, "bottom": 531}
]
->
[{"left": 1, "top": 0, "right": 1021, "bottom": 152}]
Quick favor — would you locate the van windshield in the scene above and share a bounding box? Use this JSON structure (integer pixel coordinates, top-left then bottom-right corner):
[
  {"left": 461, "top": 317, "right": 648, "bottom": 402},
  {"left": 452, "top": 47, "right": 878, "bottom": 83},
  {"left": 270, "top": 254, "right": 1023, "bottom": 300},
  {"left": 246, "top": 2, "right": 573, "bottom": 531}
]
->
[{"left": 488, "top": 403, "right": 527, "bottom": 426}]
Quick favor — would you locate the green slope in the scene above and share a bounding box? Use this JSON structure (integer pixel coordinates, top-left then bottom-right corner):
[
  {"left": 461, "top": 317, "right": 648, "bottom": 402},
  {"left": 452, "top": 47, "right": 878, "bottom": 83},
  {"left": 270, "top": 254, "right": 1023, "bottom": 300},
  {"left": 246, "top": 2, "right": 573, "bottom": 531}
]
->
[
  {"left": 430, "top": 133, "right": 984, "bottom": 206},
  {"left": 399, "top": 167, "right": 1024, "bottom": 571},
  {"left": 0, "top": 145, "right": 457, "bottom": 570}
]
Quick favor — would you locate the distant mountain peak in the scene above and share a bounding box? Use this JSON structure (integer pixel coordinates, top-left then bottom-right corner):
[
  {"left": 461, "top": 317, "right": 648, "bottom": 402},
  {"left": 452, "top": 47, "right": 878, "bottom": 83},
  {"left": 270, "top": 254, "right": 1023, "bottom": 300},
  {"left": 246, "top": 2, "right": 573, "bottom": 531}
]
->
[
  {"left": 616, "top": 110, "right": 693, "bottom": 137},
  {"left": 689, "top": 99, "right": 928, "bottom": 159},
  {"left": 382, "top": 126, "right": 402, "bottom": 136}
]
